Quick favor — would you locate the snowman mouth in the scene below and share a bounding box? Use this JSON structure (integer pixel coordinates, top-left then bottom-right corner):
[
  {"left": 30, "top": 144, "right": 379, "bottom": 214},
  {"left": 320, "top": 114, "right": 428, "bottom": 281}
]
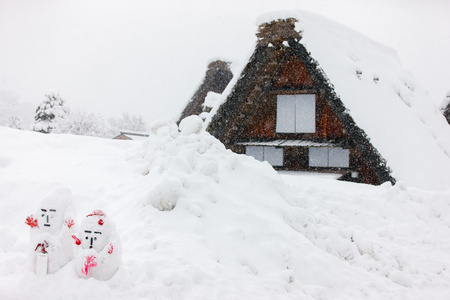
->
[{"left": 44, "top": 224, "right": 50, "bottom": 227}]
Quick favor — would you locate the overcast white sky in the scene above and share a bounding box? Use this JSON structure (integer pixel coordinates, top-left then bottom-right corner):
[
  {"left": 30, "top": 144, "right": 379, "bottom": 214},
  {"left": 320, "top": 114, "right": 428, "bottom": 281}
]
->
[{"left": 0, "top": 0, "right": 449, "bottom": 125}]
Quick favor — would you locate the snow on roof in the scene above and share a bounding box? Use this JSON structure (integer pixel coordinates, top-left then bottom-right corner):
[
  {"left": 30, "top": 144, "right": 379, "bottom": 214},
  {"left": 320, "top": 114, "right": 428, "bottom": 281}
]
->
[
  {"left": 115, "top": 130, "right": 149, "bottom": 141},
  {"left": 119, "top": 130, "right": 149, "bottom": 137},
  {"left": 207, "top": 10, "right": 450, "bottom": 191}
]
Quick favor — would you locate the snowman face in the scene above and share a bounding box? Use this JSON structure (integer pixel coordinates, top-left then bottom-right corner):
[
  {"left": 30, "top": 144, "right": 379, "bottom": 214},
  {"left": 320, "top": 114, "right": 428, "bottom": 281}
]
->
[
  {"left": 38, "top": 207, "right": 63, "bottom": 234},
  {"left": 82, "top": 230, "right": 104, "bottom": 251},
  {"left": 80, "top": 220, "right": 110, "bottom": 251}
]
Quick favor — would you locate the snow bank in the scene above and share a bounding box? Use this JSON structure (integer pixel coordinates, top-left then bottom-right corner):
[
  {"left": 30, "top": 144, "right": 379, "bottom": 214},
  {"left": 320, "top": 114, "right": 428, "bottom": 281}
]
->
[{"left": 1, "top": 124, "right": 450, "bottom": 299}]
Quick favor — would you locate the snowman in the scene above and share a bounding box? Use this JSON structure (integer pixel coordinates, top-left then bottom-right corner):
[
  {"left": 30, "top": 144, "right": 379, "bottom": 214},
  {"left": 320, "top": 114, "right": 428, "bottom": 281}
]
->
[
  {"left": 25, "top": 187, "right": 76, "bottom": 276},
  {"left": 72, "top": 210, "right": 122, "bottom": 280}
]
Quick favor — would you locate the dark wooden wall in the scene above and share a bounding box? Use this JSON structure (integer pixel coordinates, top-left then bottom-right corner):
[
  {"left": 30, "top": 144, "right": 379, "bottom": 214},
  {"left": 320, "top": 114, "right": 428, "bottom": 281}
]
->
[
  {"left": 236, "top": 55, "right": 345, "bottom": 141},
  {"left": 239, "top": 92, "right": 345, "bottom": 141},
  {"left": 274, "top": 56, "right": 314, "bottom": 87}
]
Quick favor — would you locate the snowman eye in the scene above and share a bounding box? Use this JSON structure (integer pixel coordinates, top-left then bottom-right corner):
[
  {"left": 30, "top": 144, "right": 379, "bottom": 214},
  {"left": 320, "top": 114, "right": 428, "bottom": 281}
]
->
[
  {"left": 85, "top": 237, "right": 88, "bottom": 239},
  {"left": 94, "top": 237, "right": 97, "bottom": 241}
]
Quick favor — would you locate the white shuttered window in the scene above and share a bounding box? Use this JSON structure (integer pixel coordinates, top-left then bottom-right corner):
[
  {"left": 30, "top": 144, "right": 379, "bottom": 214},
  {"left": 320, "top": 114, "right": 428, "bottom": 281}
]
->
[
  {"left": 246, "top": 146, "right": 283, "bottom": 167},
  {"left": 276, "top": 94, "right": 316, "bottom": 133},
  {"left": 309, "top": 147, "right": 349, "bottom": 168}
]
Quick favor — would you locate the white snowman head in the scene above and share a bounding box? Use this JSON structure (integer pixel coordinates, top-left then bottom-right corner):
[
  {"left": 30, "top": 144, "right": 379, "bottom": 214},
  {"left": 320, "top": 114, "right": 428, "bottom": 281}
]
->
[
  {"left": 79, "top": 210, "right": 114, "bottom": 252},
  {"left": 37, "top": 187, "right": 74, "bottom": 234}
]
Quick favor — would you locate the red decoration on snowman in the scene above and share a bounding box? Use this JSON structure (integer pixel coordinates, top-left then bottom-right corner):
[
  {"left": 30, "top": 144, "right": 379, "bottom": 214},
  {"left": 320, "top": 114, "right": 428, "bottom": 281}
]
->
[{"left": 25, "top": 215, "right": 38, "bottom": 228}]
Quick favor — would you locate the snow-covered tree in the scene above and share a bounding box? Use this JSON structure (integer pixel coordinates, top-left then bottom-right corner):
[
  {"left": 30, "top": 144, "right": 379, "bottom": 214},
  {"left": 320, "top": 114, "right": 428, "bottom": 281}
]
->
[
  {"left": 53, "top": 109, "right": 107, "bottom": 137},
  {"left": 107, "top": 112, "right": 148, "bottom": 137},
  {"left": 33, "top": 91, "right": 68, "bottom": 133},
  {"left": 0, "top": 91, "right": 24, "bottom": 129},
  {"left": 7, "top": 115, "right": 23, "bottom": 129}
]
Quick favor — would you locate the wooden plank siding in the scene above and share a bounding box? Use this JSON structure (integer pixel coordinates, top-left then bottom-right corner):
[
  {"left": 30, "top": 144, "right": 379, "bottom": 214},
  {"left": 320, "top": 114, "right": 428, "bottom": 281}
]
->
[{"left": 274, "top": 55, "right": 314, "bottom": 88}]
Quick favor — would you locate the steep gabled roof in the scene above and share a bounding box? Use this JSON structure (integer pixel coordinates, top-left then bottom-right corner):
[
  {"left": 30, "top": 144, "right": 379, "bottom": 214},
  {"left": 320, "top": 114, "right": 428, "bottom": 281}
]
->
[
  {"left": 205, "top": 11, "right": 450, "bottom": 190},
  {"left": 178, "top": 60, "right": 233, "bottom": 122}
]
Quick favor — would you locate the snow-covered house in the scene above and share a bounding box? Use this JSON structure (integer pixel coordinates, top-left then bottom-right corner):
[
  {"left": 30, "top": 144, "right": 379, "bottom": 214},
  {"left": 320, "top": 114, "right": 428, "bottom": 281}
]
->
[{"left": 179, "top": 11, "right": 450, "bottom": 190}]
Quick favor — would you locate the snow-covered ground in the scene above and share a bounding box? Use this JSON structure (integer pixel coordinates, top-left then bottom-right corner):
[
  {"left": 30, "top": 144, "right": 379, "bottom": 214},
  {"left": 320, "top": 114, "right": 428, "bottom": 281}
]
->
[{"left": 1, "top": 121, "right": 450, "bottom": 299}]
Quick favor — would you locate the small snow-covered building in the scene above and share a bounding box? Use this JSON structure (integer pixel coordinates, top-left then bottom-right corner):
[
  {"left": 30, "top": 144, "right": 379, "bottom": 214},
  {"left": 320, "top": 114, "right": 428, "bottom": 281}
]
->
[
  {"left": 113, "top": 130, "right": 149, "bottom": 141},
  {"left": 179, "top": 11, "right": 450, "bottom": 190}
]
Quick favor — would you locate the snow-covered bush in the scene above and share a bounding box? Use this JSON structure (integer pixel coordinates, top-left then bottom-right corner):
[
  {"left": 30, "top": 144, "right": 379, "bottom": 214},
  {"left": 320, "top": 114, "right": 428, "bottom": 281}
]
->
[
  {"left": 0, "top": 90, "right": 35, "bottom": 130},
  {"left": 6, "top": 115, "right": 23, "bottom": 130},
  {"left": 33, "top": 91, "right": 68, "bottom": 133},
  {"left": 53, "top": 109, "right": 107, "bottom": 137}
]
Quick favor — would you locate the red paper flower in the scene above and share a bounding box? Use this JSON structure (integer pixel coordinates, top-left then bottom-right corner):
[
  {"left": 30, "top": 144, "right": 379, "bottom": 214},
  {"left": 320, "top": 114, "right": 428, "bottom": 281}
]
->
[
  {"left": 25, "top": 215, "right": 38, "bottom": 228},
  {"left": 35, "top": 241, "right": 49, "bottom": 253},
  {"left": 65, "top": 219, "right": 75, "bottom": 229},
  {"left": 82, "top": 255, "right": 97, "bottom": 275}
]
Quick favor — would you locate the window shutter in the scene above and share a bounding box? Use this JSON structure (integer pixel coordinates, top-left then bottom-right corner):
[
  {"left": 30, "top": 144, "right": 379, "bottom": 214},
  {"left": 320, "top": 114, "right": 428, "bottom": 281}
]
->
[
  {"left": 276, "top": 95, "right": 296, "bottom": 133},
  {"left": 264, "top": 147, "right": 283, "bottom": 166},
  {"left": 328, "top": 148, "right": 350, "bottom": 167},
  {"left": 309, "top": 147, "right": 328, "bottom": 167},
  {"left": 246, "top": 146, "right": 264, "bottom": 162},
  {"left": 295, "top": 94, "right": 315, "bottom": 133}
]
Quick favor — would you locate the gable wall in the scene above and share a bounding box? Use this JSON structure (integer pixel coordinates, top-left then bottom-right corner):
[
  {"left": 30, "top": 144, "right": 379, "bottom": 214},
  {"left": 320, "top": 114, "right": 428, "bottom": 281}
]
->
[
  {"left": 274, "top": 55, "right": 314, "bottom": 87},
  {"left": 239, "top": 93, "right": 345, "bottom": 140},
  {"left": 232, "top": 54, "right": 345, "bottom": 141}
]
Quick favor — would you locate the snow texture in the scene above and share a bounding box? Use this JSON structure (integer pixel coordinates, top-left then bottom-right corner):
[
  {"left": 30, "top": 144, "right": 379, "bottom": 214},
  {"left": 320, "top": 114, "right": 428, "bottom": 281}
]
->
[{"left": 27, "top": 187, "right": 76, "bottom": 274}]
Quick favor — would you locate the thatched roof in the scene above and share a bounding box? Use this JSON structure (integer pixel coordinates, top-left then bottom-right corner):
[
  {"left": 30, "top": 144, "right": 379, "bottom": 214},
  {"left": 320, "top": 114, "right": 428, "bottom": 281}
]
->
[{"left": 178, "top": 60, "right": 233, "bottom": 122}]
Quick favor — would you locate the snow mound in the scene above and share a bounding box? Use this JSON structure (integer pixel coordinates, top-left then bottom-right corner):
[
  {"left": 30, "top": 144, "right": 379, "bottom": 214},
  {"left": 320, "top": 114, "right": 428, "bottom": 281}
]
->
[{"left": 141, "top": 116, "right": 276, "bottom": 211}]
